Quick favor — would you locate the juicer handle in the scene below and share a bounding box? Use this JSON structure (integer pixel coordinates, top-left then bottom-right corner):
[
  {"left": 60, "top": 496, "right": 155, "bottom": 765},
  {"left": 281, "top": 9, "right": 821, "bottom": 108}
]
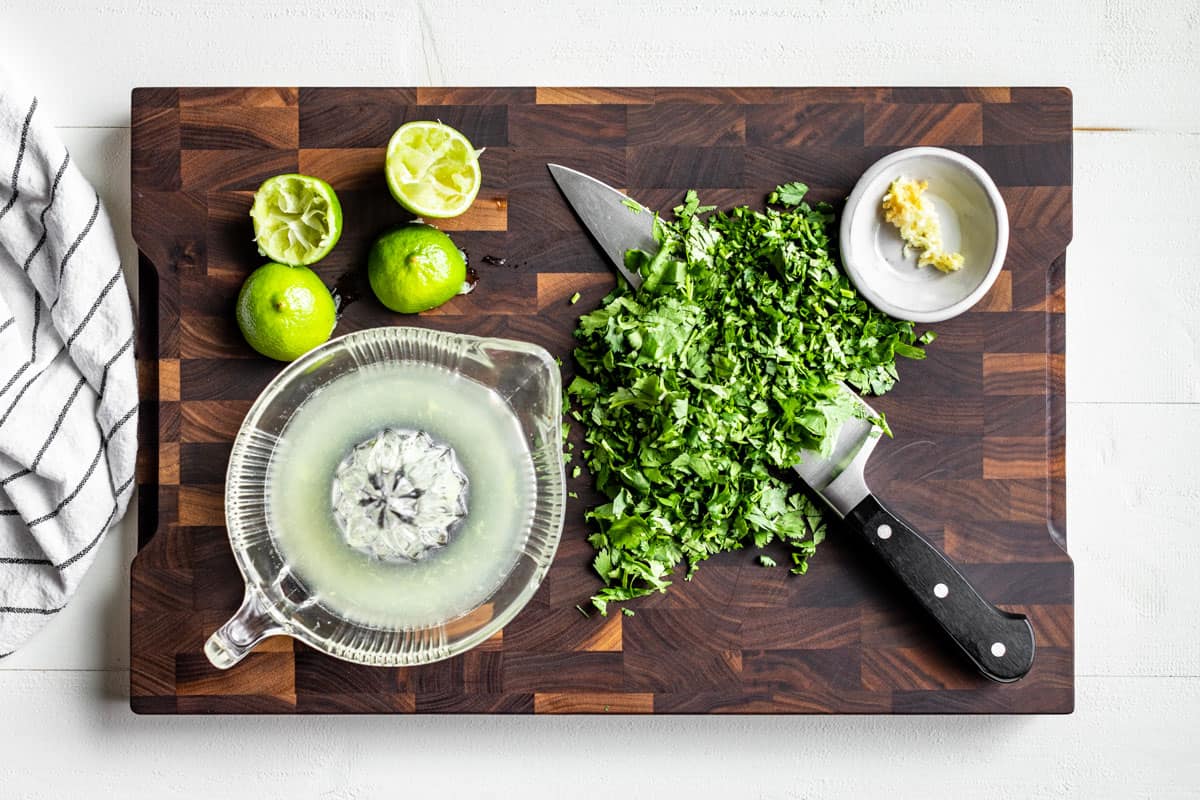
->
[{"left": 204, "top": 587, "right": 285, "bottom": 669}]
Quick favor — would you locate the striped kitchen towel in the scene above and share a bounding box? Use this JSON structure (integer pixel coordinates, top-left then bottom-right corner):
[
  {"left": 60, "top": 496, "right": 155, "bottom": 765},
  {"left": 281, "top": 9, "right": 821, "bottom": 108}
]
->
[{"left": 0, "top": 70, "right": 137, "bottom": 657}]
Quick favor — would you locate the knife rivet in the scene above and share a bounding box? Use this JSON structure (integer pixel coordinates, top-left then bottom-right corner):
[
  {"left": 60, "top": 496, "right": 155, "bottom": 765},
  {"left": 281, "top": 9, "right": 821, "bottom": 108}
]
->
[
  {"left": 876, "top": 524, "right": 892, "bottom": 540},
  {"left": 934, "top": 583, "right": 948, "bottom": 598},
  {"left": 991, "top": 642, "right": 1007, "bottom": 658}
]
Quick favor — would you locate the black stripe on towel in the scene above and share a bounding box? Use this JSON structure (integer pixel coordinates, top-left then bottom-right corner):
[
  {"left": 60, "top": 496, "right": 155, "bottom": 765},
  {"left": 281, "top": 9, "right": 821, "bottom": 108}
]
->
[
  {"left": 98, "top": 333, "right": 134, "bottom": 397},
  {"left": 0, "top": 371, "right": 84, "bottom": 485},
  {"left": 0, "top": 605, "right": 63, "bottom": 615},
  {"left": 22, "top": 151, "right": 72, "bottom": 273},
  {"left": 65, "top": 264, "right": 121, "bottom": 348},
  {"left": 55, "top": 472, "right": 132, "bottom": 571},
  {"left": 0, "top": 296, "right": 42, "bottom": 400},
  {"left": 51, "top": 191, "right": 101, "bottom": 303},
  {"left": 24, "top": 401, "right": 136, "bottom": 529},
  {"left": 102, "top": 404, "right": 137, "bottom": 444},
  {"left": 30, "top": 376, "right": 88, "bottom": 471},
  {"left": 0, "top": 345, "right": 65, "bottom": 431},
  {"left": 0, "top": 468, "right": 31, "bottom": 487},
  {"left": 24, "top": 443, "right": 104, "bottom": 528},
  {"left": 0, "top": 97, "right": 37, "bottom": 223}
]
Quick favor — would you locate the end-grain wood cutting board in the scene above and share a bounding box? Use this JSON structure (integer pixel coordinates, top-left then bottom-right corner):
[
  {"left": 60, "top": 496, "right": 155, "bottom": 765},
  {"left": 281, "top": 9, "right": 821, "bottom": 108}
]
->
[{"left": 130, "top": 87, "right": 1072, "bottom": 714}]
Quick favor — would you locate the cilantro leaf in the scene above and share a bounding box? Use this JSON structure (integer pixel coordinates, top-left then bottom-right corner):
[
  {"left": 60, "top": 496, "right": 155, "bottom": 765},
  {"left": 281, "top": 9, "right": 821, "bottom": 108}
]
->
[{"left": 769, "top": 181, "right": 810, "bottom": 206}]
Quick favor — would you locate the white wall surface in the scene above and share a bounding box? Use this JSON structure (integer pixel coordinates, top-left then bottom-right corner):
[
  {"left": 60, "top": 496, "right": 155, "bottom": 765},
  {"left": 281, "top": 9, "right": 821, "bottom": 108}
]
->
[{"left": 0, "top": 0, "right": 1198, "bottom": 797}]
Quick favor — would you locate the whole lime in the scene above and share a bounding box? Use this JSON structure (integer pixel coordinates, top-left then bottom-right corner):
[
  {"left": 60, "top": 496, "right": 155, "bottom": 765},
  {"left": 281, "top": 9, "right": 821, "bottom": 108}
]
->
[
  {"left": 368, "top": 223, "right": 466, "bottom": 314},
  {"left": 236, "top": 262, "right": 337, "bottom": 361}
]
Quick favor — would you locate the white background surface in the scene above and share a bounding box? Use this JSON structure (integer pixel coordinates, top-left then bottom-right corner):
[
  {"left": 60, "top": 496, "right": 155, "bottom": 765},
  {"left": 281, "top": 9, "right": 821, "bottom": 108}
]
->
[{"left": 1, "top": 0, "right": 1198, "bottom": 797}]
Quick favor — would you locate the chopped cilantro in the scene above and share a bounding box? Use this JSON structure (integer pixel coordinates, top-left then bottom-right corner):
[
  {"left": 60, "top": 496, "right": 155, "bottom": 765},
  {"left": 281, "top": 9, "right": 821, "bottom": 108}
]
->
[
  {"left": 569, "top": 182, "right": 927, "bottom": 614},
  {"left": 758, "top": 555, "right": 777, "bottom": 568},
  {"left": 570, "top": 291, "right": 582, "bottom": 305},
  {"left": 621, "top": 197, "right": 642, "bottom": 213}
]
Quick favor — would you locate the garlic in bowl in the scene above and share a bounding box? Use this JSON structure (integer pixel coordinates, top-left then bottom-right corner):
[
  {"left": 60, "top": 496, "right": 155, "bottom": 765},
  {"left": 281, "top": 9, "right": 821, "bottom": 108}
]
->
[{"left": 839, "top": 147, "right": 1008, "bottom": 323}]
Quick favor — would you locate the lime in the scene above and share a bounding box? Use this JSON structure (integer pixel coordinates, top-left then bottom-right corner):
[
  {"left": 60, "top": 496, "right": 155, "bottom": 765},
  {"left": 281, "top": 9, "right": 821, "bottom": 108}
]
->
[
  {"left": 367, "top": 223, "right": 466, "bottom": 314},
  {"left": 385, "top": 121, "right": 482, "bottom": 218},
  {"left": 250, "top": 174, "right": 343, "bottom": 266},
  {"left": 236, "top": 262, "right": 337, "bottom": 361}
]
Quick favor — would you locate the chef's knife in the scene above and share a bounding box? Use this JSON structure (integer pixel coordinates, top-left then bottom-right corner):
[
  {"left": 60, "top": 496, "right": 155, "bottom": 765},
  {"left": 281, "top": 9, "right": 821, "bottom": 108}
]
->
[
  {"left": 793, "top": 391, "right": 1035, "bottom": 683},
  {"left": 548, "top": 163, "right": 1036, "bottom": 683}
]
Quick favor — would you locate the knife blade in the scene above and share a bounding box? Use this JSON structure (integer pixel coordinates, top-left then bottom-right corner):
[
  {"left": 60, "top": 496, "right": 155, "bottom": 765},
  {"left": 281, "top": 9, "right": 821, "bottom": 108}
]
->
[
  {"left": 549, "top": 163, "right": 1036, "bottom": 683},
  {"left": 547, "top": 163, "right": 653, "bottom": 289},
  {"left": 793, "top": 391, "right": 883, "bottom": 516}
]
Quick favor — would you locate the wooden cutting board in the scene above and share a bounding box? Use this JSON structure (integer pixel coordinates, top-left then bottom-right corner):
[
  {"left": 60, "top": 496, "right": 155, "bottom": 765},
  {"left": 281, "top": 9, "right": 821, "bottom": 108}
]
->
[{"left": 130, "top": 87, "right": 1072, "bottom": 714}]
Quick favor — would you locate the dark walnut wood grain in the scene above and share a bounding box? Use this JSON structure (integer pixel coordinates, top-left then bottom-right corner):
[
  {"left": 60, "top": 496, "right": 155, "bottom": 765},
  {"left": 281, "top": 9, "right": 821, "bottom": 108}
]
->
[{"left": 130, "top": 87, "right": 1073, "bottom": 714}]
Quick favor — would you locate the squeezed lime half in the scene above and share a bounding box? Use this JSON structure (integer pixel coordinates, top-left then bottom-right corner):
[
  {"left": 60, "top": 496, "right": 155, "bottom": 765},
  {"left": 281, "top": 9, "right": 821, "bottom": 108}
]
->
[
  {"left": 385, "top": 121, "right": 482, "bottom": 219},
  {"left": 250, "top": 174, "right": 343, "bottom": 266}
]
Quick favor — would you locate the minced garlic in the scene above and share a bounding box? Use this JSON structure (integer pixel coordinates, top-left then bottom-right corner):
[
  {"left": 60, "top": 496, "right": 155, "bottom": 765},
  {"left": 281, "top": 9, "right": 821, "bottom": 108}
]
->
[{"left": 881, "top": 177, "right": 964, "bottom": 273}]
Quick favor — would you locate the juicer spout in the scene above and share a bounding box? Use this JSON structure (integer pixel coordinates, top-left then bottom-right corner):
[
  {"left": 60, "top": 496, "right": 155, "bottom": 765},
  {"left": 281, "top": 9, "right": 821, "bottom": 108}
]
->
[{"left": 204, "top": 587, "right": 285, "bottom": 669}]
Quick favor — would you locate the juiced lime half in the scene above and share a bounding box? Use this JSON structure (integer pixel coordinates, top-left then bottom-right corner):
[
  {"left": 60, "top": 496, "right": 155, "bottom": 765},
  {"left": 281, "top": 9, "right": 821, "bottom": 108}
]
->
[
  {"left": 385, "top": 121, "right": 482, "bottom": 219},
  {"left": 250, "top": 174, "right": 343, "bottom": 266}
]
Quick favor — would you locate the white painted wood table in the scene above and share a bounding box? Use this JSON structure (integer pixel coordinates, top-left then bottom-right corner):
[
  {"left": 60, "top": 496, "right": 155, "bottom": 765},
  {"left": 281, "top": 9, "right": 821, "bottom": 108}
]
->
[{"left": 1, "top": 0, "right": 1198, "bottom": 797}]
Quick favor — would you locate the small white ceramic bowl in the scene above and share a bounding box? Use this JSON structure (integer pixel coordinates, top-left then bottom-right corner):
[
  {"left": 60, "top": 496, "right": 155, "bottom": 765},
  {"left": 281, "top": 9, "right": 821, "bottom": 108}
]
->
[{"left": 839, "top": 147, "right": 1008, "bottom": 323}]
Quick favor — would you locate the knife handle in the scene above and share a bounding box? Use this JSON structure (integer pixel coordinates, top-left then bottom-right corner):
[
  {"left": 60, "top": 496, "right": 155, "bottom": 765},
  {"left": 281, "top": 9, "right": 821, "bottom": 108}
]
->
[{"left": 845, "top": 494, "right": 1035, "bottom": 683}]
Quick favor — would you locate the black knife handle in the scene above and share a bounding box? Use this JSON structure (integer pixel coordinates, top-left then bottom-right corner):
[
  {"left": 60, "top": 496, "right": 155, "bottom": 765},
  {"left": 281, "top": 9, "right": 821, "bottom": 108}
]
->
[{"left": 845, "top": 494, "right": 1035, "bottom": 683}]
